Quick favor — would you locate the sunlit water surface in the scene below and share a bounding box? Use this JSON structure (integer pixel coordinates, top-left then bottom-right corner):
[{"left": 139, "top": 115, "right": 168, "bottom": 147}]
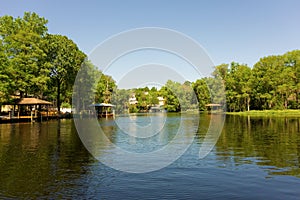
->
[{"left": 0, "top": 114, "right": 300, "bottom": 199}]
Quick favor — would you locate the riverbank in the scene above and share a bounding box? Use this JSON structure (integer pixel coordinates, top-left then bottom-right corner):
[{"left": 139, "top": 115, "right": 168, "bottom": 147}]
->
[{"left": 226, "top": 109, "right": 300, "bottom": 117}]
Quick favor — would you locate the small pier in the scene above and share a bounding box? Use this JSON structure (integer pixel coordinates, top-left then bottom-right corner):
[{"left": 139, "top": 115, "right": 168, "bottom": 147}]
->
[
  {"left": 89, "top": 103, "right": 115, "bottom": 119},
  {"left": 0, "top": 98, "right": 57, "bottom": 123}
]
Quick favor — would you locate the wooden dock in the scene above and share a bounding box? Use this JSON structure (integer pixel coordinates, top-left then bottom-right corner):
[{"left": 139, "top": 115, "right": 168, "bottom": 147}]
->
[
  {"left": 0, "top": 97, "right": 59, "bottom": 123},
  {"left": 0, "top": 111, "right": 58, "bottom": 123}
]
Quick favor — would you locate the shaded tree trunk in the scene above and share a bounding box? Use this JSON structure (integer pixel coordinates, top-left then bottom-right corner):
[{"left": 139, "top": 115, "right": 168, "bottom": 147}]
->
[
  {"left": 285, "top": 98, "right": 288, "bottom": 109},
  {"left": 247, "top": 96, "right": 250, "bottom": 111},
  {"left": 57, "top": 79, "right": 61, "bottom": 114},
  {"left": 296, "top": 91, "right": 299, "bottom": 109}
]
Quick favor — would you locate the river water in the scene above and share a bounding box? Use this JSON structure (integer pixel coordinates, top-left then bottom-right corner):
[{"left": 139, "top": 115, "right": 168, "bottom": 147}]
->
[{"left": 0, "top": 114, "right": 299, "bottom": 199}]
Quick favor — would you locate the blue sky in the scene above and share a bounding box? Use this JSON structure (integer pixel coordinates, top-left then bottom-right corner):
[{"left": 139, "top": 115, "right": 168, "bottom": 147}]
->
[{"left": 1, "top": 0, "right": 300, "bottom": 83}]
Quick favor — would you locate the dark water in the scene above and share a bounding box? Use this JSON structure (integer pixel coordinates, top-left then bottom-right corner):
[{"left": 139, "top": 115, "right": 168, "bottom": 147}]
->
[{"left": 0, "top": 114, "right": 300, "bottom": 199}]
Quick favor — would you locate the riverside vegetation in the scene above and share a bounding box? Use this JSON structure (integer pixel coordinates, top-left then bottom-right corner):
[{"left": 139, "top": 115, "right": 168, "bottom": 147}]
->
[{"left": 1, "top": 12, "right": 299, "bottom": 114}]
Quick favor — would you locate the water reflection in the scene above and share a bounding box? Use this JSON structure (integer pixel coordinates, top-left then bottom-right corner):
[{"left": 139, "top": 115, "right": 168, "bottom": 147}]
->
[
  {"left": 96, "top": 113, "right": 184, "bottom": 153},
  {"left": 91, "top": 113, "right": 199, "bottom": 173},
  {"left": 0, "top": 120, "right": 94, "bottom": 198},
  {"left": 215, "top": 116, "right": 300, "bottom": 177},
  {"left": 0, "top": 115, "right": 300, "bottom": 198}
]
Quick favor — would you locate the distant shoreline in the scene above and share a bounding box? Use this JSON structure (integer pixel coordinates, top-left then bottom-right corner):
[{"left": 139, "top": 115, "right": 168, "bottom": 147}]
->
[{"left": 226, "top": 109, "right": 300, "bottom": 117}]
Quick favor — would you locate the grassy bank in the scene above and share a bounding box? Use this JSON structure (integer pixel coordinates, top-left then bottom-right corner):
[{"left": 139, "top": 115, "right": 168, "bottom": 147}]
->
[{"left": 227, "top": 109, "right": 300, "bottom": 117}]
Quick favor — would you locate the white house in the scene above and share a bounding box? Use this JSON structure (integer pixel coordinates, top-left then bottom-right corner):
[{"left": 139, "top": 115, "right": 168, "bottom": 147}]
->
[
  {"left": 157, "top": 96, "right": 165, "bottom": 106},
  {"left": 129, "top": 94, "right": 138, "bottom": 105}
]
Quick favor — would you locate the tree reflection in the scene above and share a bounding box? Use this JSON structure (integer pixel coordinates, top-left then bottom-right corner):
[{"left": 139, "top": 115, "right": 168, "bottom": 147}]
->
[
  {"left": 215, "top": 116, "right": 300, "bottom": 177},
  {"left": 0, "top": 120, "right": 94, "bottom": 198}
]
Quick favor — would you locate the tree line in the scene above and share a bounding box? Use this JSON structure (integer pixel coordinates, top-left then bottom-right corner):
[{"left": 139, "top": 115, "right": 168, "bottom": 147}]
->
[
  {"left": 112, "top": 50, "right": 300, "bottom": 113},
  {"left": 0, "top": 12, "right": 113, "bottom": 112},
  {"left": 1, "top": 12, "right": 299, "bottom": 113},
  {"left": 212, "top": 51, "right": 300, "bottom": 111}
]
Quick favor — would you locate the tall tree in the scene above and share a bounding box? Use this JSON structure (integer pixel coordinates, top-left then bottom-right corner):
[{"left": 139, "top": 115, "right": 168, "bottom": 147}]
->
[
  {"left": 283, "top": 50, "right": 300, "bottom": 108},
  {"left": 72, "top": 60, "right": 101, "bottom": 110},
  {"left": 111, "top": 89, "right": 131, "bottom": 114},
  {"left": 192, "top": 78, "right": 210, "bottom": 111},
  {"left": 251, "top": 55, "right": 285, "bottom": 109},
  {"left": 159, "top": 81, "right": 180, "bottom": 112},
  {"left": 212, "top": 64, "right": 229, "bottom": 82},
  {"left": 226, "top": 62, "right": 252, "bottom": 111},
  {"left": 43, "top": 34, "right": 86, "bottom": 112},
  {"left": 0, "top": 12, "right": 49, "bottom": 98},
  {"left": 0, "top": 39, "right": 12, "bottom": 104},
  {"left": 95, "top": 74, "right": 116, "bottom": 104}
]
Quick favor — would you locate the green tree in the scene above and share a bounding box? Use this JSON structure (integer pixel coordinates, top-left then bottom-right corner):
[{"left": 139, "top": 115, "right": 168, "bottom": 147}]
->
[
  {"left": 210, "top": 64, "right": 227, "bottom": 105},
  {"left": 251, "top": 55, "right": 285, "bottom": 109},
  {"left": 181, "top": 81, "right": 197, "bottom": 111},
  {"left": 0, "top": 39, "right": 12, "bottom": 104},
  {"left": 159, "top": 81, "right": 180, "bottom": 112},
  {"left": 43, "top": 34, "right": 86, "bottom": 112},
  {"left": 111, "top": 89, "right": 131, "bottom": 114},
  {"left": 0, "top": 12, "right": 49, "bottom": 98},
  {"left": 73, "top": 60, "right": 101, "bottom": 110},
  {"left": 283, "top": 50, "right": 300, "bottom": 108},
  {"left": 212, "top": 64, "right": 229, "bottom": 82},
  {"left": 226, "top": 62, "right": 252, "bottom": 111},
  {"left": 95, "top": 74, "right": 116, "bottom": 104},
  {"left": 148, "top": 89, "right": 159, "bottom": 106},
  {"left": 192, "top": 78, "right": 210, "bottom": 111},
  {"left": 131, "top": 87, "right": 148, "bottom": 111}
]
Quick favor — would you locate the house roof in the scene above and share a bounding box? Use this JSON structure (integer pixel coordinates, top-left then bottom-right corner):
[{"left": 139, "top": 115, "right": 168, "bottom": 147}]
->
[
  {"left": 15, "top": 98, "right": 52, "bottom": 105},
  {"left": 205, "top": 103, "right": 222, "bottom": 107},
  {"left": 89, "top": 103, "right": 115, "bottom": 107}
]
